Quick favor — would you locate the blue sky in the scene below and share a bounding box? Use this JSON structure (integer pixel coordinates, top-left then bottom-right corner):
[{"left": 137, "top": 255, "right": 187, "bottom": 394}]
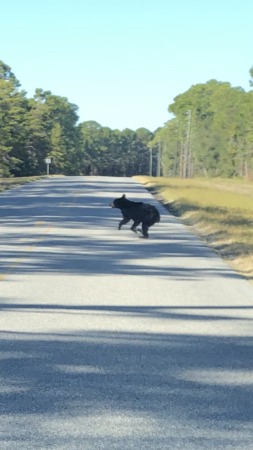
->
[{"left": 1, "top": 0, "right": 253, "bottom": 131}]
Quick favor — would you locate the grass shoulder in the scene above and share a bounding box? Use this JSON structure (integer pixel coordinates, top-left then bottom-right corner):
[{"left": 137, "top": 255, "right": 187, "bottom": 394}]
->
[
  {"left": 0, "top": 175, "right": 62, "bottom": 192},
  {"left": 134, "top": 175, "right": 253, "bottom": 283}
]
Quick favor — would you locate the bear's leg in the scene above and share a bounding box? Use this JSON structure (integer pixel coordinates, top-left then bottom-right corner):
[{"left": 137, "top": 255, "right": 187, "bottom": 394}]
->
[
  {"left": 141, "top": 222, "right": 149, "bottom": 238},
  {"left": 118, "top": 217, "right": 130, "bottom": 230},
  {"left": 131, "top": 220, "right": 141, "bottom": 233}
]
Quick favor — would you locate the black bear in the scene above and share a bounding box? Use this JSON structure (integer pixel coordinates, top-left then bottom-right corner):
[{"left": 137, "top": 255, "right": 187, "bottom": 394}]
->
[{"left": 110, "top": 194, "right": 160, "bottom": 238}]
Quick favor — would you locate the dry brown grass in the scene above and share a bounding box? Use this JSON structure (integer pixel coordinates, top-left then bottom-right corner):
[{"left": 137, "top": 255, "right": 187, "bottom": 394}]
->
[
  {"left": 0, "top": 176, "right": 46, "bottom": 192},
  {"left": 134, "top": 176, "right": 253, "bottom": 282}
]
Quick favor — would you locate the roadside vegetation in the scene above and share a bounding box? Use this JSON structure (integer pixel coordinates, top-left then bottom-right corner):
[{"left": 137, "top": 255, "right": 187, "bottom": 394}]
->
[
  {"left": 135, "top": 176, "right": 253, "bottom": 282},
  {"left": 0, "top": 175, "right": 50, "bottom": 192},
  {"left": 1, "top": 59, "right": 253, "bottom": 179}
]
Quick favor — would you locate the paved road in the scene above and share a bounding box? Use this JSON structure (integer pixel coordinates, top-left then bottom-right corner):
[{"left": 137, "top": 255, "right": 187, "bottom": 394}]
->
[{"left": 0, "top": 176, "right": 253, "bottom": 450}]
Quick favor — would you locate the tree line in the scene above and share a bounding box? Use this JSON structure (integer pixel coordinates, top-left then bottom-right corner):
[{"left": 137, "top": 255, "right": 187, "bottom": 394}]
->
[
  {"left": 0, "top": 60, "right": 154, "bottom": 178},
  {"left": 153, "top": 71, "right": 253, "bottom": 178},
  {"left": 1, "top": 59, "right": 253, "bottom": 178}
]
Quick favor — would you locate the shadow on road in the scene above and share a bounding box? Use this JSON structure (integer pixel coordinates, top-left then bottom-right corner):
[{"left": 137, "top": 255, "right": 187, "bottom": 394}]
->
[
  {"left": 1, "top": 303, "right": 253, "bottom": 322},
  {"left": 0, "top": 177, "right": 243, "bottom": 280},
  {"left": 1, "top": 179, "right": 253, "bottom": 448},
  {"left": 0, "top": 328, "right": 253, "bottom": 448}
]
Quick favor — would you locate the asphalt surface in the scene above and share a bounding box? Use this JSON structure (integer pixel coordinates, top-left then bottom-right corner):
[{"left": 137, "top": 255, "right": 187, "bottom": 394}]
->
[{"left": 0, "top": 176, "right": 253, "bottom": 450}]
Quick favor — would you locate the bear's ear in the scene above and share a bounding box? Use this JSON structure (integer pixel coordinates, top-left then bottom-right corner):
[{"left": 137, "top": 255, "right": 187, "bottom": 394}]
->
[{"left": 122, "top": 194, "right": 126, "bottom": 198}]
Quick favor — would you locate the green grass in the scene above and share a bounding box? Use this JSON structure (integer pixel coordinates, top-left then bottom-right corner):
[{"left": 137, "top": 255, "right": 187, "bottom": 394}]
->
[{"left": 134, "top": 176, "right": 253, "bottom": 282}]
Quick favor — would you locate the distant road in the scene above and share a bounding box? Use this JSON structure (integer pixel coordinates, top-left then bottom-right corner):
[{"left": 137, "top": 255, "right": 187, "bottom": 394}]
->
[{"left": 1, "top": 176, "right": 253, "bottom": 450}]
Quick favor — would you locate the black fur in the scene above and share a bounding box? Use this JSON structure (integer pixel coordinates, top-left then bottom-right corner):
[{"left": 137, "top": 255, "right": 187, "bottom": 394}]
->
[{"left": 110, "top": 194, "right": 160, "bottom": 238}]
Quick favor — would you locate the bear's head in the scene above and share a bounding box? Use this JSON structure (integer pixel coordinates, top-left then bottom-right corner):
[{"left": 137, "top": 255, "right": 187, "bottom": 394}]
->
[{"left": 109, "top": 194, "right": 127, "bottom": 209}]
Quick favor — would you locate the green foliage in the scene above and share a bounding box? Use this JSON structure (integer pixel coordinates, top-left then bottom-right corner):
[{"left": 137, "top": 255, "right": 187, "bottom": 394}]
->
[
  {"left": 79, "top": 122, "right": 153, "bottom": 176},
  {"left": 0, "top": 60, "right": 153, "bottom": 177},
  {"left": 1, "top": 59, "right": 253, "bottom": 179},
  {"left": 0, "top": 68, "right": 27, "bottom": 176},
  {"left": 158, "top": 78, "right": 253, "bottom": 178}
]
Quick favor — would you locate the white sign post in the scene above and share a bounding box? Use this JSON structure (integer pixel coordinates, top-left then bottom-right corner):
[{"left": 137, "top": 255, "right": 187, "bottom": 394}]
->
[{"left": 45, "top": 157, "right": 51, "bottom": 175}]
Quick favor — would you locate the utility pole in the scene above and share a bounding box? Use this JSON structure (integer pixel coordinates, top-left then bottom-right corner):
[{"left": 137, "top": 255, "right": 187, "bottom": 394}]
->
[
  {"left": 185, "top": 110, "right": 192, "bottom": 177},
  {"left": 156, "top": 141, "right": 161, "bottom": 177},
  {"left": 149, "top": 148, "right": 153, "bottom": 176}
]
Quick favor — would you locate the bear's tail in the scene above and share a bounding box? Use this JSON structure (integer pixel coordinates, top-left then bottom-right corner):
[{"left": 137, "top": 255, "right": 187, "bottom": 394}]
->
[
  {"left": 146, "top": 205, "right": 160, "bottom": 226},
  {"left": 155, "top": 208, "right": 160, "bottom": 223},
  {"left": 152, "top": 207, "right": 160, "bottom": 225}
]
